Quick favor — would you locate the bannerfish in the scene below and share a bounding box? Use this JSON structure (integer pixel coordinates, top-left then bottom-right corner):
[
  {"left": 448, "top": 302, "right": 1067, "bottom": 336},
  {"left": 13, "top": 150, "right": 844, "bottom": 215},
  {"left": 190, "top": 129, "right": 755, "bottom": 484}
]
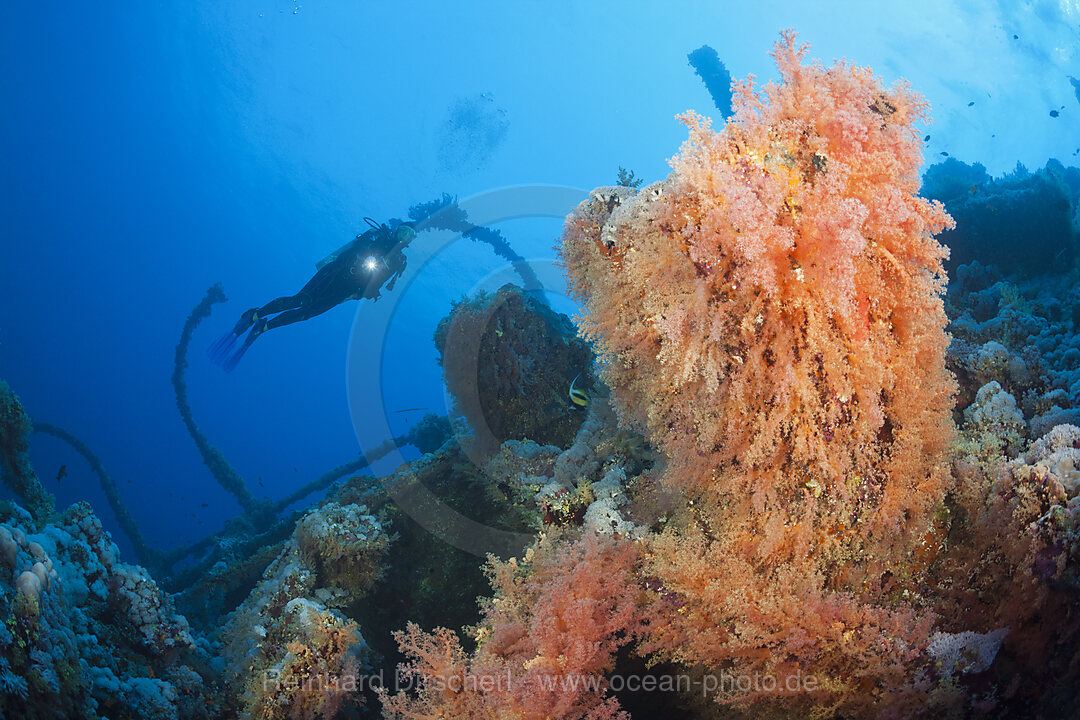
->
[{"left": 569, "top": 374, "right": 589, "bottom": 409}]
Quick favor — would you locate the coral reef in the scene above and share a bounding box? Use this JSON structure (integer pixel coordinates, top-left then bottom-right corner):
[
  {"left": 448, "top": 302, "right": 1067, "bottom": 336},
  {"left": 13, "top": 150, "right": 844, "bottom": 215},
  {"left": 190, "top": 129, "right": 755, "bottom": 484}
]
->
[
  {"left": 946, "top": 260, "right": 1080, "bottom": 437},
  {"left": 158, "top": 286, "right": 409, "bottom": 617},
  {"left": 381, "top": 530, "right": 647, "bottom": 720},
  {"left": 1, "top": 501, "right": 222, "bottom": 720},
  {"left": 293, "top": 502, "right": 392, "bottom": 603},
  {"left": 6, "top": 28, "right": 1080, "bottom": 720},
  {"left": 434, "top": 283, "right": 593, "bottom": 454},
  {"left": 336, "top": 440, "right": 533, "bottom": 648},
  {"left": 480, "top": 397, "right": 654, "bottom": 535},
  {"left": 927, "top": 420, "right": 1080, "bottom": 715}
]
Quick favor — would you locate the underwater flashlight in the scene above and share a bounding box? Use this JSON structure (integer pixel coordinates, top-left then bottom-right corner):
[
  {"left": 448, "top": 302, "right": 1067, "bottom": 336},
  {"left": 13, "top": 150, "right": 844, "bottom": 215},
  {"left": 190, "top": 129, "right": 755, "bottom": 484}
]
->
[{"left": 363, "top": 256, "right": 380, "bottom": 272}]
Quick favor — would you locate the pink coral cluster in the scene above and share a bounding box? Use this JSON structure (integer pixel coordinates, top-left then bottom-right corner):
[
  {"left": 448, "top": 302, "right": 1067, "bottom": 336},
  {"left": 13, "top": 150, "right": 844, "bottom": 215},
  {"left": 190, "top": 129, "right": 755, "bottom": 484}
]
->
[{"left": 381, "top": 531, "right": 645, "bottom": 720}]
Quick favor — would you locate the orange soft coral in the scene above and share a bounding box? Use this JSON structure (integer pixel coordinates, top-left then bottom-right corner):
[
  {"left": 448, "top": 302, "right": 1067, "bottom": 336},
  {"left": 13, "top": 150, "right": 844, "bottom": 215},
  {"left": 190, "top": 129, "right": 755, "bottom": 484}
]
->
[
  {"left": 559, "top": 31, "right": 959, "bottom": 715},
  {"left": 380, "top": 531, "right": 645, "bottom": 720},
  {"left": 562, "top": 29, "right": 956, "bottom": 571},
  {"left": 563, "top": 29, "right": 955, "bottom": 539}
]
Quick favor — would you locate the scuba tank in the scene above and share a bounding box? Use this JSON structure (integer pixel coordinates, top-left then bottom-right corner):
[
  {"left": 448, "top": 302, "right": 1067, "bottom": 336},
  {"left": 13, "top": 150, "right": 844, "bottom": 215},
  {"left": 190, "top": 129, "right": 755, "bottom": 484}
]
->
[{"left": 315, "top": 217, "right": 383, "bottom": 271}]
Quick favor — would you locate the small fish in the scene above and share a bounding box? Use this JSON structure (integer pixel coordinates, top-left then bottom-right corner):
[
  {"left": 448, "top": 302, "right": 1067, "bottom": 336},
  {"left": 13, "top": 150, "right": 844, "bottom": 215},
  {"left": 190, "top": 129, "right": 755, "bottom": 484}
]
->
[
  {"left": 923, "top": 134, "right": 930, "bottom": 141},
  {"left": 940, "top": 151, "right": 950, "bottom": 157},
  {"left": 393, "top": 407, "right": 429, "bottom": 413},
  {"left": 569, "top": 374, "right": 589, "bottom": 409},
  {"left": 200, "top": 503, "right": 209, "bottom": 508},
  {"left": 1050, "top": 110, "right": 1060, "bottom": 118},
  {"left": 258, "top": 479, "right": 264, "bottom": 487},
  {"left": 967, "top": 101, "right": 975, "bottom": 107},
  {"left": 56, "top": 465, "right": 67, "bottom": 481}
]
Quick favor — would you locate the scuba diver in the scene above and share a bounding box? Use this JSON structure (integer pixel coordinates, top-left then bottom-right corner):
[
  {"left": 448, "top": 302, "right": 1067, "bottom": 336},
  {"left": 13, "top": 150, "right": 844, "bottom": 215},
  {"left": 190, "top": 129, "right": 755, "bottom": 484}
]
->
[{"left": 210, "top": 217, "right": 418, "bottom": 371}]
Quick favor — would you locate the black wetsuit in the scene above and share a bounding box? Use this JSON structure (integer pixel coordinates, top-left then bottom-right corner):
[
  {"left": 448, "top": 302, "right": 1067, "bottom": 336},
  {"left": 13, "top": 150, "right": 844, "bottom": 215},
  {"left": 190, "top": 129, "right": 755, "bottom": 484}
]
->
[
  {"left": 256, "top": 226, "right": 408, "bottom": 330},
  {"left": 210, "top": 222, "right": 413, "bottom": 370}
]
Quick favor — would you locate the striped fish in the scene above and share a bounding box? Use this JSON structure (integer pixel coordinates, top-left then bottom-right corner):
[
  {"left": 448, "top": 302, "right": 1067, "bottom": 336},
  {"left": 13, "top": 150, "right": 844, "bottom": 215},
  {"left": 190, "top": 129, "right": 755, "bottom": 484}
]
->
[{"left": 569, "top": 373, "right": 589, "bottom": 409}]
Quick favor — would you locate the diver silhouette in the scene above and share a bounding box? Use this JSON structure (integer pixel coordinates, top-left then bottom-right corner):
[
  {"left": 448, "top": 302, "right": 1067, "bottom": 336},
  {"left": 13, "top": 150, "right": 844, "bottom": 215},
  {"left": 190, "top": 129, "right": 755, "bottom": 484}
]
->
[{"left": 210, "top": 217, "right": 418, "bottom": 371}]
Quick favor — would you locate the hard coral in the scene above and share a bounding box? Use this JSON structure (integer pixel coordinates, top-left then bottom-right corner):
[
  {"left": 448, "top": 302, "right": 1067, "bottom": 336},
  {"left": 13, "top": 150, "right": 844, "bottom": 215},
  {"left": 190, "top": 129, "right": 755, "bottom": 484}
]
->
[
  {"left": 293, "top": 502, "right": 391, "bottom": 601},
  {"left": 253, "top": 598, "right": 365, "bottom": 720},
  {"left": 2, "top": 502, "right": 219, "bottom": 720}
]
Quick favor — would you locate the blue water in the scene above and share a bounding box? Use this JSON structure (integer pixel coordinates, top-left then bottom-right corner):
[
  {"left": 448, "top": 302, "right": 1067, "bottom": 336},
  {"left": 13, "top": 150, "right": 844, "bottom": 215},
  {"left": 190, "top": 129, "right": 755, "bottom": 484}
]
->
[{"left": 2, "top": 0, "right": 1078, "bottom": 559}]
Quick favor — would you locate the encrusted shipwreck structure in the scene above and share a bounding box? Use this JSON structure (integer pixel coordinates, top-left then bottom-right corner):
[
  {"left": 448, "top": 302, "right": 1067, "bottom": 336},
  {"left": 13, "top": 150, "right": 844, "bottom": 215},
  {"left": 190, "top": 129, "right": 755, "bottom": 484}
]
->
[
  {"left": 221, "top": 502, "right": 391, "bottom": 719},
  {"left": 435, "top": 283, "right": 593, "bottom": 453}
]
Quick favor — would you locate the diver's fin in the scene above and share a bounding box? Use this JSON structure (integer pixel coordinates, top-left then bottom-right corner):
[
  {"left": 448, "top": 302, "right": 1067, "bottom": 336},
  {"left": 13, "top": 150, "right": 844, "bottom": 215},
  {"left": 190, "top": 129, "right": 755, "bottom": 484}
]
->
[
  {"left": 221, "top": 342, "right": 252, "bottom": 373},
  {"left": 208, "top": 331, "right": 240, "bottom": 364},
  {"left": 231, "top": 308, "right": 260, "bottom": 335},
  {"left": 221, "top": 319, "right": 268, "bottom": 372},
  {"left": 209, "top": 309, "right": 261, "bottom": 366}
]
